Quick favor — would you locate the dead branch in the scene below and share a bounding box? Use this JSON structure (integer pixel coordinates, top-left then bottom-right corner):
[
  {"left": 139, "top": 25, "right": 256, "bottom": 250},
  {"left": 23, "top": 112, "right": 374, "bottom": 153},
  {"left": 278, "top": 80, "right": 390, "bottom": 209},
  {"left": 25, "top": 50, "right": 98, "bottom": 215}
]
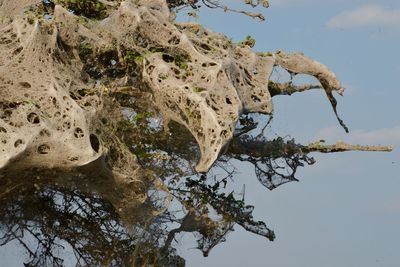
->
[
  {"left": 227, "top": 136, "right": 392, "bottom": 160},
  {"left": 305, "top": 141, "right": 393, "bottom": 153},
  {"left": 269, "top": 81, "right": 323, "bottom": 97}
]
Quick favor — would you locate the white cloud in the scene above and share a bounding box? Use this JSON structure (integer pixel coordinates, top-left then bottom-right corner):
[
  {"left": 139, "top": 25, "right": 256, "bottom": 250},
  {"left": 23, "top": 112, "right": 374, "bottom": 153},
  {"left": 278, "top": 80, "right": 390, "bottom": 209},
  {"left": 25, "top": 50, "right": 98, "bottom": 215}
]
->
[
  {"left": 315, "top": 125, "right": 400, "bottom": 146},
  {"left": 327, "top": 5, "right": 400, "bottom": 29}
]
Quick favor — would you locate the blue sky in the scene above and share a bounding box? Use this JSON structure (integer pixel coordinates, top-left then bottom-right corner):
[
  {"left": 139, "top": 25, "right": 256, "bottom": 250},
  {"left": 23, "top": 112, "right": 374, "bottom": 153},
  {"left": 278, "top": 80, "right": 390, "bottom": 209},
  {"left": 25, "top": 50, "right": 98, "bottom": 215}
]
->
[
  {"left": 1, "top": 1, "right": 399, "bottom": 266},
  {"left": 177, "top": 1, "right": 400, "bottom": 266}
]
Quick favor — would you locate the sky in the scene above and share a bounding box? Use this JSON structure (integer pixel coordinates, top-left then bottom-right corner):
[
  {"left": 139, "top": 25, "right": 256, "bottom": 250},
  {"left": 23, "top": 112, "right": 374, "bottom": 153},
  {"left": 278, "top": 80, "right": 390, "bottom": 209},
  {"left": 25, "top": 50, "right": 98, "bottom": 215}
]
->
[
  {"left": 0, "top": 1, "right": 399, "bottom": 266},
  {"left": 176, "top": 1, "right": 400, "bottom": 266}
]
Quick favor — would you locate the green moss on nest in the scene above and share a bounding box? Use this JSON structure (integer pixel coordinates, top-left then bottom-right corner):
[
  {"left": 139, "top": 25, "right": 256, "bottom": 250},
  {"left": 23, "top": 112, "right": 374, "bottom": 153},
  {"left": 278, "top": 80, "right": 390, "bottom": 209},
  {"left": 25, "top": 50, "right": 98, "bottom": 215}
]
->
[
  {"left": 239, "top": 35, "right": 256, "bottom": 48},
  {"left": 77, "top": 88, "right": 94, "bottom": 97},
  {"left": 174, "top": 53, "right": 191, "bottom": 70},
  {"left": 257, "top": 51, "right": 273, "bottom": 57},
  {"left": 193, "top": 87, "right": 206, "bottom": 93},
  {"left": 57, "top": 0, "right": 108, "bottom": 19},
  {"left": 124, "top": 50, "right": 143, "bottom": 66},
  {"left": 78, "top": 42, "right": 93, "bottom": 60}
]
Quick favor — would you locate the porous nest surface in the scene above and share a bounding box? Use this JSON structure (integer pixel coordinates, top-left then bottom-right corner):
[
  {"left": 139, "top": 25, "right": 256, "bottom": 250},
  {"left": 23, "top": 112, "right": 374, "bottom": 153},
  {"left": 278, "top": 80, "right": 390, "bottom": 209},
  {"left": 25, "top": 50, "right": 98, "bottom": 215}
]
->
[{"left": 0, "top": 0, "right": 342, "bottom": 176}]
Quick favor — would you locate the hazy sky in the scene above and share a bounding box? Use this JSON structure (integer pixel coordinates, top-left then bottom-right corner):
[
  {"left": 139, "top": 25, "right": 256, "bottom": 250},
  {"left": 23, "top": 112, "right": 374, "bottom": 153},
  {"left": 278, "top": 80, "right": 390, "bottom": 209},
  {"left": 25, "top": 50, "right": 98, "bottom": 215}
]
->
[
  {"left": 1, "top": 1, "right": 399, "bottom": 266},
  {"left": 177, "top": 1, "right": 400, "bottom": 266}
]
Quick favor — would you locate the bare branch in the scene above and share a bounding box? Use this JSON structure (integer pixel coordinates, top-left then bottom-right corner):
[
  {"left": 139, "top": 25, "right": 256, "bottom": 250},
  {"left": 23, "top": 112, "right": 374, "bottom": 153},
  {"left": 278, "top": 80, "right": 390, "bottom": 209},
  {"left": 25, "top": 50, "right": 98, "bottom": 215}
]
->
[
  {"left": 305, "top": 141, "right": 393, "bottom": 153},
  {"left": 228, "top": 136, "right": 392, "bottom": 160},
  {"left": 269, "top": 81, "right": 323, "bottom": 97}
]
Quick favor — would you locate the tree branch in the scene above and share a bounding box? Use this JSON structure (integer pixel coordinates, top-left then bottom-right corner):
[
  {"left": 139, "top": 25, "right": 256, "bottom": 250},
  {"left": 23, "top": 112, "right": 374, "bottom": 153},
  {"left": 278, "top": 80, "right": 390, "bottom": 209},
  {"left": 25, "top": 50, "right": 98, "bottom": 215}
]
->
[
  {"left": 269, "top": 81, "right": 323, "bottom": 97},
  {"left": 227, "top": 136, "right": 392, "bottom": 160},
  {"left": 304, "top": 141, "right": 393, "bottom": 153},
  {"left": 274, "top": 50, "right": 349, "bottom": 132}
]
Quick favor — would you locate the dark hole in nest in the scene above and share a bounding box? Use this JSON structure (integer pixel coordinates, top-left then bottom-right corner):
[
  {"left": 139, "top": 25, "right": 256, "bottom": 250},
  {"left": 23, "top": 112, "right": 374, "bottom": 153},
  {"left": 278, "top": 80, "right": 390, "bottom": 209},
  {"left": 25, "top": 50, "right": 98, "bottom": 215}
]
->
[
  {"left": 20, "top": 82, "right": 31, "bottom": 88},
  {"left": 90, "top": 134, "right": 100, "bottom": 152},
  {"left": 251, "top": 95, "right": 261, "bottom": 102},
  {"left": 27, "top": 113, "right": 40, "bottom": 124},
  {"left": 98, "top": 50, "right": 119, "bottom": 67},
  {"left": 200, "top": 43, "right": 211, "bottom": 51},
  {"left": 39, "top": 129, "right": 51, "bottom": 137},
  {"left": 74, "top": 128, "right": 84, "bottom": 138},
  {"left": 14, "top": 139, "right": 24, "bottom": 148},
  {"left": 38, "top": 144, "right": 50, "bottom": 154},
  {"left": 162, "top": 54, "right": 174, "bottom": 63},
  {"left": 13, "top": 47, "right": 23, "bottom": 55},
  {"left": 42, "top": 0, "right": 55, "bottom": 10},
  {"left": 168, "top": 36, "right": 180, "bottom": 45},
  {"left": 83, "top": 65, "right": 102, "bottom": 79}
]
